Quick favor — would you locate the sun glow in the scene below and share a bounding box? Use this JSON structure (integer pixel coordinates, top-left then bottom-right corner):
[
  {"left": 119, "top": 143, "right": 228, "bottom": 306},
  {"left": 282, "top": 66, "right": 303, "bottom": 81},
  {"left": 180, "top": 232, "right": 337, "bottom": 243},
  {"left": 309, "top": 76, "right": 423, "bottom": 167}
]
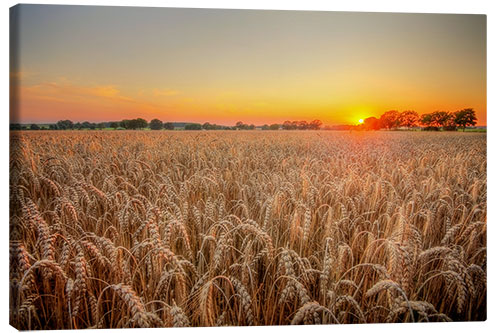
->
[{"left": 358, "top": 119, "right": 364, "bottom": 124}]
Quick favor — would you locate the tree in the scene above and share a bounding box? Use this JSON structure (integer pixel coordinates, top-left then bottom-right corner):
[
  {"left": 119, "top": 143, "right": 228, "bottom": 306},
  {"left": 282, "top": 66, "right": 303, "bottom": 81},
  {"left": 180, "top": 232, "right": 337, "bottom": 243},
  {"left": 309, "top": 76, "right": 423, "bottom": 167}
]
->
[
  {"left": 420, "top": 113, "right": 438, "bottom": 131},
  {"left": 270, "top": 123, "right": 280, "bottom": 130},
  {"left": 56, "top": 120, "right": 74, "bottom": 130},
  {"left": 110, "top": 122, "right": 120, "bottom": 129},
  {"left": 262, "top": 124, "right": 270, "bottom": 130},
  {"left": 135, "top": 118, "right": 148, "bottom": 129},
  {"left": 120, "top": 120, "right": 129, "bottom": 129},
  {"left": 309, "top": 119, "right": 323, "bottom": 130},
  {"left": 363, "top": 117, "right": 381, "bottom": 130},
  {"left": 10, "top": 124, "right": 22, "bottom": 130},
  {"left": 380, "top": 110, "right": 400, "bottom": 129},
  {"left": 282, "top": 121, "right": 292, "bottom": 130},
  {"left": 164, "top": 122, "right": 175, "bottom": 130},
  {"left": 235, "top": 121, "right": 245, "bottom": 130},
  {"left": 454, "top": 108, "right": 477, "bottom": 131},
  {"left": 398, "top": 110, "right": 420, "bottom": 129},
  {"left": 30, "top": 124, "right": 40, "bottom": 130},
  {"left": 163, "top": 122, "right": 174, "bottom": 130},
  {"left": 297, "top": 121, "right": 308, "bottom": 130},
  {"left": 185, "top": 123, "right": 202, "bottom": 130},
  {"left": 150, "top": 119, "right": 163, "bottom": 130},
  {"left": 431, "top": 111, "right": 452, "bottom": 128}
]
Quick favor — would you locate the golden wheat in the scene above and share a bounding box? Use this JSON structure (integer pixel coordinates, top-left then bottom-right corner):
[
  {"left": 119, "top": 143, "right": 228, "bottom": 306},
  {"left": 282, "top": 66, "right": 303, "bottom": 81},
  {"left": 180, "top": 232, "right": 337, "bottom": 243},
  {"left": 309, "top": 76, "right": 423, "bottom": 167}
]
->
[{"left": 9, "top": 130, "right": 486, "bottom": 329}]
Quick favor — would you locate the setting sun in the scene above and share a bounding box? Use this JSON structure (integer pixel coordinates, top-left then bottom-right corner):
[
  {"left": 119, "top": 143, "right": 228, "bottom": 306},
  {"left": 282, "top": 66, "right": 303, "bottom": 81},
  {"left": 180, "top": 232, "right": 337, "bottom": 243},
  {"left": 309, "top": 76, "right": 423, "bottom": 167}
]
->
[{"left": 358, "top": 119, "right": 364, "bottom": 124}]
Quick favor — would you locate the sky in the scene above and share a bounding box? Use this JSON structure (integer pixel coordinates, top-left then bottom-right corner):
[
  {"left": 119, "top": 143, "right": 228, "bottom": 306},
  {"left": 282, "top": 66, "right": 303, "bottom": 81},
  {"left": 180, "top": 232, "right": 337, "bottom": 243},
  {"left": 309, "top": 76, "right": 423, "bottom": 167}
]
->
[{"left": 10, "top": 5, "right": 486, "bottom": 125}]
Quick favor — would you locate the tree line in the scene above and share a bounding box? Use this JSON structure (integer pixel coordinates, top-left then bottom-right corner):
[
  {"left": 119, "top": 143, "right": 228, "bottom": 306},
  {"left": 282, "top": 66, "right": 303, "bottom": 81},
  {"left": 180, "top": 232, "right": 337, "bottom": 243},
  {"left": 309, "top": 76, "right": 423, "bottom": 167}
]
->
[
  {"left": 10, "top": 109, "right": 478, "bottom": 131},
  {"left": 360, "top": 108, "right": 478, "bottom": 131}
]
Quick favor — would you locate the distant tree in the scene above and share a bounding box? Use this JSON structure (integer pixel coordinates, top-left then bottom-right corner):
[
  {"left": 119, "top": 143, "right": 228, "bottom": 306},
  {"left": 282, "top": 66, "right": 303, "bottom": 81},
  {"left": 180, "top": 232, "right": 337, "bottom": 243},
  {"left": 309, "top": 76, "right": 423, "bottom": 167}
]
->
[
  {"left": 309, "top": 119, "right": 323, "bottom": 130},
  {"left": 56, "top": 119, "right": 74, "bottom": 130},
  {"left": 82, "top": 121, "right": 91, "bottom": 129},
  {"left": 235, "top": 121, "right": 245, "bottom": 130},
  {"left": 185, "top": 123, "right": 202, "bottom": 130},
  {"left": 120, "top": 119, "right": 131, "bottom": 129},
  {"left": 10, "top": 124, "right": 22, "bottom": 130},
  {"left": 398, "top": 110, "right": 420, "bottom": 129},
  {"left": 135, "top": 118, "right": 148, "bottom": 129},
  {"left": 297, "top": 120, "right": 308, "bottom": 130},
  {"left": 363, "top": 117, "right": 381, "bottom": 130},
  {"left": 30, "top": 124, "right": 40, "bottom": 130},
  {"left": 420, "top": 113, "right": 438, "bottom": 131},
  {"left": 49, "top": 124, "right": 57, "bottom": 130},
  {"left": 164, "top": 122, "right": 175, "bottom": 130},
  {"left": 432, "top": 111, "right": 452, "bottom": 128},
  {"left": 150, "top": 118, "right": 163, "bottom": 130},
  {"left": 454, "top": 108, "right": 477, "bottom": 131},
  {"left": 121, "top": 118, "right": 148, "bottom": 130},
  {"left": 282, "top": 121, "right": 292, "bottom": 130},
  {"left": 110, "top": 122, "right": 120, "bottom": 129},
  {"left": 270, "top": 123, "right": 280, "bottom": 130},
  {"left": 249, "top": 124, "right": 256, "bottom": 130},
  {"left": 89, "top": 123, "right": 97, "bottom": 130},
  {"left": 380, "top": 110, "right": 400, "bottom": 129},
  {"left": 262, "top": 124, "right": 270, "bottom": 130}
]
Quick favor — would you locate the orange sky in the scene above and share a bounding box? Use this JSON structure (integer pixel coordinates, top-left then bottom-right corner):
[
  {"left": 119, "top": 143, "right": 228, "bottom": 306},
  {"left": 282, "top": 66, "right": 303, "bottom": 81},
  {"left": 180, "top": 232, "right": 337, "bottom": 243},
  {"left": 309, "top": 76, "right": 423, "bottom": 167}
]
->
[{"left": 10, "top": 6, "right": 486, "bottom": 126}]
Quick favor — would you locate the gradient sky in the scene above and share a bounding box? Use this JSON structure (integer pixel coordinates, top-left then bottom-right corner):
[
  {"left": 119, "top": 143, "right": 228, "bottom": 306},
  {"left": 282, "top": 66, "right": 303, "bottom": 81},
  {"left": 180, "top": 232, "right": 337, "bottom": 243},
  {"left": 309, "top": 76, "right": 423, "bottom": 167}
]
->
[{"left": 10, "top": 5, "right": 486, "bottom": 125}]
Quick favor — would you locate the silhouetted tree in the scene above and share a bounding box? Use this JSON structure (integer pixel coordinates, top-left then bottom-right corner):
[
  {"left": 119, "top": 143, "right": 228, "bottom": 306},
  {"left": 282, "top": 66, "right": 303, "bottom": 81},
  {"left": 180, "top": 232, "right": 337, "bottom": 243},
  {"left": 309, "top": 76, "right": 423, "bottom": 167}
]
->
[
  {"left": 432, "top": 111, "right": 453, "bottom": 128},
  {"left": 454, "top": 108, "right": 477, "bottom": 131},
  {"left": 164, "top": 122, "right": 175, "bottom": 130},
  {"left": 398, "top": 110, "right": 420, "bottom": 129},
  {"left": 363, "top": 117, "right": 381, "bottom": 130},
  {"left": 120, "top": 119, "right": 131, "bottom": 129},
  {"left": 56, "top": 120, "right": 74, "bottom": 130},
  {"left": 270, "top": 123, "right": 280, "bottom": 130},
  {"left": 10, "top": 124, "right": 22, "bottom": 130},
  {"left": 30, "top": 124, "right": 40, "bottom": 130},
  {"left": 380, "top": 110, "right": 400, "bottom": 129},
  {"left": 282, "top": 121, "right": 292, "bottom": 130},
  {"left": 110, "top": 122, "right": 120, "bottom": 129},
  {"left": 420, "top": 113, "right": 438, "bottom": 130},
  {"left": 135, "top": 118, "right": 148, "bottom": 129},
  {"left": 297, "top": 121, "right": 308, "bottom": 130},
  {"left": 262, "top": 124, "right": 270, "bottom": 130},
  {"left": 185, "top": 123, "right": 202, "bottom": 130},
  {"left": 150, "top": 119, "right": 163, "bottom": 130},
  {"left": 309, "top": 119, "right": 323, "bottom": 130}
]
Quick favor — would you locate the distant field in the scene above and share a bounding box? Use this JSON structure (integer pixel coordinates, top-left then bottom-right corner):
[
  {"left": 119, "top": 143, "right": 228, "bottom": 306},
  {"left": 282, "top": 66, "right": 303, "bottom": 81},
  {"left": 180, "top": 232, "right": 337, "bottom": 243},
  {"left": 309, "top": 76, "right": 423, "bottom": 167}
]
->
[{"left": 10, "top": 131, "right": 486, "bottom": 329}]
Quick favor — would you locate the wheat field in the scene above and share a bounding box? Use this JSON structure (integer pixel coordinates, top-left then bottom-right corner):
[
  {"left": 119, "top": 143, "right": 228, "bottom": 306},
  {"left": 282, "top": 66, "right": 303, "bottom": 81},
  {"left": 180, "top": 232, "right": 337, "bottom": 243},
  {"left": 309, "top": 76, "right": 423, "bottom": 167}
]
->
[{"left": 9, "top": 130, "right": 486, "bottom": 329}]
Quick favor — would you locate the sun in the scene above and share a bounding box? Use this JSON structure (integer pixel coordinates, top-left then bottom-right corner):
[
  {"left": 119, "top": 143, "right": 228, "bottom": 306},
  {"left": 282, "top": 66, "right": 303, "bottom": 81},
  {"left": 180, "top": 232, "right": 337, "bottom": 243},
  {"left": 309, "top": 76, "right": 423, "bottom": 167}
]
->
[{"left": 358, "top": 119, "right": 364, "bottom": 124}]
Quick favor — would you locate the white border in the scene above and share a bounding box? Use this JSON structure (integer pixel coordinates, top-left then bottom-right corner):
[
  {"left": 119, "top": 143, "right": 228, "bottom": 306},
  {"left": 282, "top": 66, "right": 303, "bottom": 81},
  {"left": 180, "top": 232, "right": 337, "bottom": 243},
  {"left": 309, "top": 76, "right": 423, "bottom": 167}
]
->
[{"left": 2, "top": 1, "right": 498, "bottom": 333}]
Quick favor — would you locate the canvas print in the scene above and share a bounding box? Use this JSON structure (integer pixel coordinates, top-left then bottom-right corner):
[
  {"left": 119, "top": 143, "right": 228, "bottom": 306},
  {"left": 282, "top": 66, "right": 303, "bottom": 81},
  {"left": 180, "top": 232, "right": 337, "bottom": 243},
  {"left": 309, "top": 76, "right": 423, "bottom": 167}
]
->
[{"left": 9, "top": 4, "right": 486, "bottom": 330}]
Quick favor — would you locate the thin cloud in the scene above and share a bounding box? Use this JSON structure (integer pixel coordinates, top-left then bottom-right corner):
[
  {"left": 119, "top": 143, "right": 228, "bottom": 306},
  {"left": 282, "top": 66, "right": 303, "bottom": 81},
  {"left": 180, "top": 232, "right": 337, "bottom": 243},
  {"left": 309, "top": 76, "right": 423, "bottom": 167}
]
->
[{"left": 153, "top": 88, "right": 180, "bottom": 97}]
